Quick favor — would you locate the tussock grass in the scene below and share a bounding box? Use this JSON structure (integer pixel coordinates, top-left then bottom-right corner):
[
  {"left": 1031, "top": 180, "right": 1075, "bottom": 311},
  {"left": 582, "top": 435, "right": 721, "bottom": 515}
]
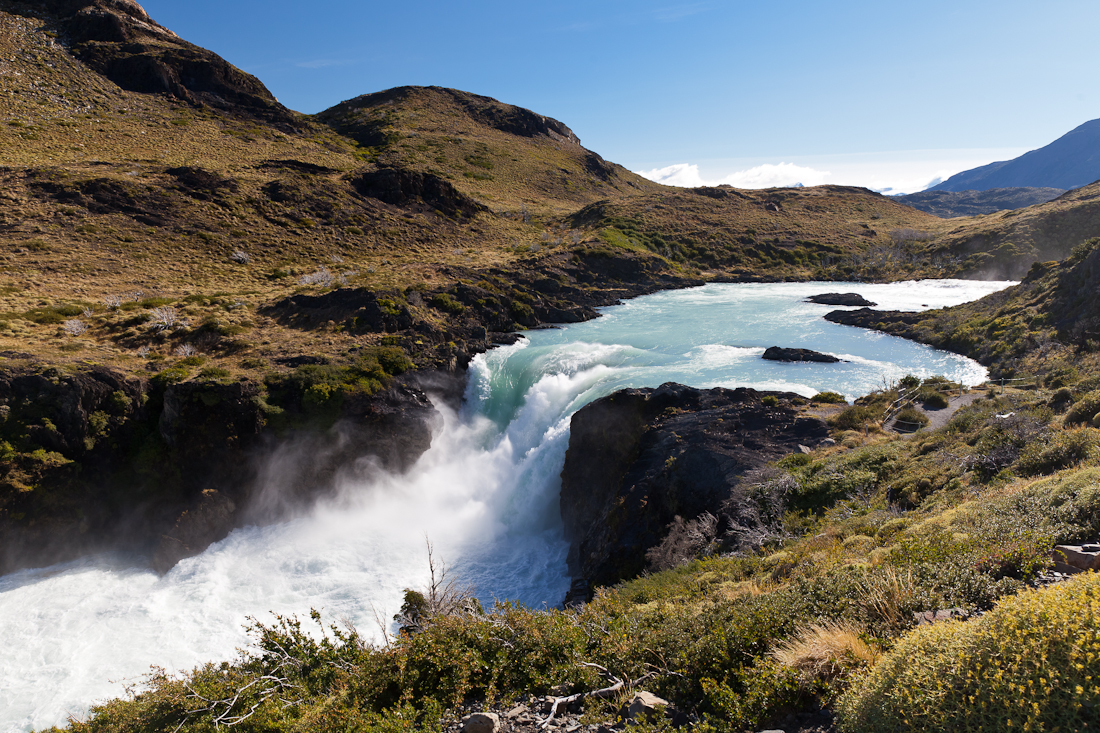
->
[{"left": 771, "top": 619, "right": 881, "bottom": 685}]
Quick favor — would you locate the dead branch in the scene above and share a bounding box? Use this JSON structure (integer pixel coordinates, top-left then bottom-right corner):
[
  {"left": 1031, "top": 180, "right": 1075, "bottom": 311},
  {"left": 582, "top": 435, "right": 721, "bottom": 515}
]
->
[{"left": 538, "top": 666, "right": 661, "bottom": 728}]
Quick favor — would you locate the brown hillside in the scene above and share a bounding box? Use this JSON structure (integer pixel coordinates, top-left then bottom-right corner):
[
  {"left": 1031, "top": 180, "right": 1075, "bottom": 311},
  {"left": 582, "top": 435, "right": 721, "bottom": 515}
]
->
[
  {"left": 923, "top": 181, "right": 1100, "bottom": 279},
  {"left": 573, "top": 184, "right": 955, "bottom": 280},
  {"left": 1, "top": 0, "right": 1095, "bottom": 391},
  {"left": 316, "top": 85, "right": 662, "bottom": 214}
]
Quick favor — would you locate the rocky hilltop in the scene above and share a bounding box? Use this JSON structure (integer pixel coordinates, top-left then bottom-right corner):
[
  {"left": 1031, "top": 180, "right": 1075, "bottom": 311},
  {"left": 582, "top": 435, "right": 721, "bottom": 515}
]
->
[{"left": 3, "top": 0, "right": 295, "bottom": 125}]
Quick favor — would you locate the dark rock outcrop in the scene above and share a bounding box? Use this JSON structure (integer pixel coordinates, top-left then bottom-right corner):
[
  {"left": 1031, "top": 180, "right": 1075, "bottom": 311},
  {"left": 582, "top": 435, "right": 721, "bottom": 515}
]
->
[
  {"left": 351, "top": 167, "right": 488, "bottom": 219},
  {"left": 559, "top": 383, "right": 828, "bottom": 588},
  {"left": 0, "top": 365, "right": 444, "bottom": 575},
  {"left": 806, "top": 292, "right": 877, "bottom": 307},
  {"left": 9, "top": 0, "right": 297, "bottom": 127},
  {"left": 824, "top": 307, "right": 924, "bottom": 330},
  {"left": 762, "top": 346, "right": 841, "bottom": 363}
]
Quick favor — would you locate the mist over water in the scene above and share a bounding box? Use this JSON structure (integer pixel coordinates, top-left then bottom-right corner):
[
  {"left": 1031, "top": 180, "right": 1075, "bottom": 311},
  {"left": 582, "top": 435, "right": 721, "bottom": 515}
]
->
[{"left": 0, "top": 279, "right": 1012, "bottom": 731}]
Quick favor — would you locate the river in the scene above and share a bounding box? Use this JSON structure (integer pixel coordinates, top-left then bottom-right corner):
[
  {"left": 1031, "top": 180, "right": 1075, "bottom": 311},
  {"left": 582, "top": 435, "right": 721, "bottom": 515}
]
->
[{"left": 0, "top": 279, "right": 1012, "bottom": 731}]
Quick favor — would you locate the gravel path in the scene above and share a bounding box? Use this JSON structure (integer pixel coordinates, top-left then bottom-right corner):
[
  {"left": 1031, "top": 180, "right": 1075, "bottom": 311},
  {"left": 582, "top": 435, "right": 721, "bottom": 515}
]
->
[{"left": 890, "top": 391, "right": 984, "bottom": 435}]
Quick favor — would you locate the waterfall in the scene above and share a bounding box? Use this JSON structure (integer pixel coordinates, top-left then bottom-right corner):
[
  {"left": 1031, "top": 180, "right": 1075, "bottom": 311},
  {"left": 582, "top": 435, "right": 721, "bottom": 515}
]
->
[{"left": 0, "top": 278, "right": 1013, "bottom": 731}]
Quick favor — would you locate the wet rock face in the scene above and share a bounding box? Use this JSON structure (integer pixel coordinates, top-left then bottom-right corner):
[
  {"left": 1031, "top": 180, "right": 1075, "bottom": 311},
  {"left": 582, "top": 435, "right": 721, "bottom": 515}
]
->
[
  {"left": 806, "top": 292, "right": 877, "bottom": 307},
  {"left": 0, "top": 365, "right": 445, "bottom": 575},
  {"left": 559, "top": 383, "right": 828, "bottom": 588},
  {"left": 762, "top": 346, "right": 841, "bottom": 363}
]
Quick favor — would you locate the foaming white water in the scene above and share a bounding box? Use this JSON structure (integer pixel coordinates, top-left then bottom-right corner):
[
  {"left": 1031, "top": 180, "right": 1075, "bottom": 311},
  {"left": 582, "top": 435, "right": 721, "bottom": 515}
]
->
[{"left": 0, "top": 279, "right": 1013, "bottom": 731}]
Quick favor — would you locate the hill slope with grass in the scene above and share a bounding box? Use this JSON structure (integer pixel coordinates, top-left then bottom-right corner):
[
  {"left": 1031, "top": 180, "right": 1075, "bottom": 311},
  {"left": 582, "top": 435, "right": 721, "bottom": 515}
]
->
[
  {"left": 825, "top": 236, "right": 1100, "bottom": 378},
  {"left": 899, "top": 181, "right": 1100, "bottom": 279}
]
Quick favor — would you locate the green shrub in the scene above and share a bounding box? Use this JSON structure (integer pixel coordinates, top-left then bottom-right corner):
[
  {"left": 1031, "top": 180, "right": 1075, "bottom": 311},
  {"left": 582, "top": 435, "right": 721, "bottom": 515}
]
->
[
  {"left": 893, "top": 407, "right": 928, "bottom": 432},
  {"left": 973, "top": 467, "right": 1100, "bottom": 544},
  {"left": 1046, "top": 365, "right": 1079, "bottom": 388},
  {"left": 264, "top": 348, "right": 413, "bottom": 415},
  {"left": 831, "top": 405, "right": 877, "bottom": 431},
  {"left": 152, "top": 366, "right": 190, "bottom": 385},
  {"left": 898, "top": 374, "right": 921, "bottom": 390},
  {"left": 921, "top": 391, "right": 949, "bottom": 409},
  {"left": 1015, "top": 427, "right": 1100, "bottom": 476},
  {"left": 836, "top": 573, "right": 1100, "bottom": 733},
  {"left": 811, "top": 391, "right": 847, "bottom": 404},
  {"left": 198, "top": 367, "right": 231, "bottom": 381},
  {"left": 429, "top": 292, "right": 465, "bottom": 314},
  {"left": 1064, "top": 389, "right": 1100, "bottom": 425},
  {"left": 371, "top": 346, "right": 413, "bottom": 375},
  {"left": 761, "top": 395, "right": 779, "bottom": 407},
  {"left": 511, "top": 301, "right": 535, "bottom": 321}
]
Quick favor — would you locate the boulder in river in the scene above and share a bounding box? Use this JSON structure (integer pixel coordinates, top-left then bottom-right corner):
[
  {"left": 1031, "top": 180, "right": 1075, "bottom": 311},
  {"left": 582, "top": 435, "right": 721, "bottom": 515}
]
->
[
  {"left": 762, "top": 346, "right": 841, "bottom": 363},
  {"left": 806, "top": 292, "right": 877, "bottom": 306}
]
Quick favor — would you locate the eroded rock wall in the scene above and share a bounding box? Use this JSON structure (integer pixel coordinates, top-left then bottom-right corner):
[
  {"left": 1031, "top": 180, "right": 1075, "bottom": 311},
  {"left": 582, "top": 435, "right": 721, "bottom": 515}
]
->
[
  {"left": 0, "top": 365, "right": 446, "bottom": 574},
  {"left": 559, "top": 383, "right": 829, "bottom": 588}
]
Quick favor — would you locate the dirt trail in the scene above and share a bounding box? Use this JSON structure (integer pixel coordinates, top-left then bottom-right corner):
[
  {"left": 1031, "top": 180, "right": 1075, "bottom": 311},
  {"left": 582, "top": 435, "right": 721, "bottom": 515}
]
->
[{"left": 891, "top": 391, "right": 984, "bottom": 435}]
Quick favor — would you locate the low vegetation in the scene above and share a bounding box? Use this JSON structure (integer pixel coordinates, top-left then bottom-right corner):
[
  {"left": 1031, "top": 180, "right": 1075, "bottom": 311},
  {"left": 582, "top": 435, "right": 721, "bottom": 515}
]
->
[{"left": 63, "top": 366, "right": 1100, "bottom": 732}]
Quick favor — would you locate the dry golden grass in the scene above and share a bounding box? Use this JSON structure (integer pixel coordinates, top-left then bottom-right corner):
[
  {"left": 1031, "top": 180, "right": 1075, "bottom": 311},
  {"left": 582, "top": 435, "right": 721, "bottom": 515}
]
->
[
  {"left": 770, "top": 619, "right": 881, "bottom": 684},
  {"left": 861, "top": 567, "right": 917, "bottom": 629},
  {"left": 318, "top": 86, "right": 664, "bottom": 215}
]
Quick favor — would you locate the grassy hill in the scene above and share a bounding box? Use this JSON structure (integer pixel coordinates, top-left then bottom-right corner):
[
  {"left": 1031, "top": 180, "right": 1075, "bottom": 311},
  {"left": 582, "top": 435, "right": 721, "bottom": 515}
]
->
[
  {"left": 825, "top": 236, "right": 1100, "bottom": 379},
  {"left": 317, "top": 85, "right": 662, "bottom": 214},
  {"left": 887, "top": 183, "right": 1100, "bottom": 280},
  {"left": 0, "top": 0, "right": 963, "bottom": 385},
  {"left": 4, "top": 3, "right": 1100, "bottom": 732}
]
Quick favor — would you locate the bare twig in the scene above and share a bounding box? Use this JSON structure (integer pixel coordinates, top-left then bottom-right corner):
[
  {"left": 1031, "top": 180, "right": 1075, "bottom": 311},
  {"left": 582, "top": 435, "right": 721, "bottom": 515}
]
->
[{"left": 538, "top": 666, "right": 662, "bottom": 728}]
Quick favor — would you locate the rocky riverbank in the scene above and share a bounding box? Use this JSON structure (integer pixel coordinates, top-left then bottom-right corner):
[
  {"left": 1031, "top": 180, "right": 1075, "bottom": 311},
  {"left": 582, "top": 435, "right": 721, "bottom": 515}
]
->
[
  {"left": 0, "top": 362, "right": 448, "bottom": 575},
  {"left": 559, "top": 383, "right": 830, "bottom": 591}
]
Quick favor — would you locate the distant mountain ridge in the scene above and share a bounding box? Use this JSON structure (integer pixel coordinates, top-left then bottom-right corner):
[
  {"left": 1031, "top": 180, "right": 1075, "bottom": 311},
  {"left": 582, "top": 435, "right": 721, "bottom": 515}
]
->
[
  {"left": 929, "top": 118, "right": 1100, "bottom": 192},
  {"left": 895, "top": 187, "right": 1066, "bottom": 218}
]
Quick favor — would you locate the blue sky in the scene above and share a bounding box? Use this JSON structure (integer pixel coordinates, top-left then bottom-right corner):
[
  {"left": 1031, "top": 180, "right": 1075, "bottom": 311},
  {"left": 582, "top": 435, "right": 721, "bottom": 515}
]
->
[{"left": 141, "top": 0, "right": 1099, "bottom": 193}]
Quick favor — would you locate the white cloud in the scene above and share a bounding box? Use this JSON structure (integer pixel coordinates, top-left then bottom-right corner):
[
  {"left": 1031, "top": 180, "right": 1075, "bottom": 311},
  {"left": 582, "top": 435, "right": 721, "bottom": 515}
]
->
[
  {"left": 634, "top": 149, "right": 1032, "bottom": 195},
  {"left": 637, "top": 162, "right": 830, "bottom": 189}
]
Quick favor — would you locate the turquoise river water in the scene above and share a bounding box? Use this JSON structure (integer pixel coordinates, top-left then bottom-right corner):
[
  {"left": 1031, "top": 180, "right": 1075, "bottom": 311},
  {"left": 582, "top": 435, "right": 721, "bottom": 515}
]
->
[{"left": 0, "top": 279, "right": 1012, "bottom": 730}]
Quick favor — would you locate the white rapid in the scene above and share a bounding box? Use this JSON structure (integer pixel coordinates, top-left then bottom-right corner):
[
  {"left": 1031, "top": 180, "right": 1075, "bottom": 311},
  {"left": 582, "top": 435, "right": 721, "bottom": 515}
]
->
[{"left": 0, "top": 279, "right": 1012, "bottom": 731}]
